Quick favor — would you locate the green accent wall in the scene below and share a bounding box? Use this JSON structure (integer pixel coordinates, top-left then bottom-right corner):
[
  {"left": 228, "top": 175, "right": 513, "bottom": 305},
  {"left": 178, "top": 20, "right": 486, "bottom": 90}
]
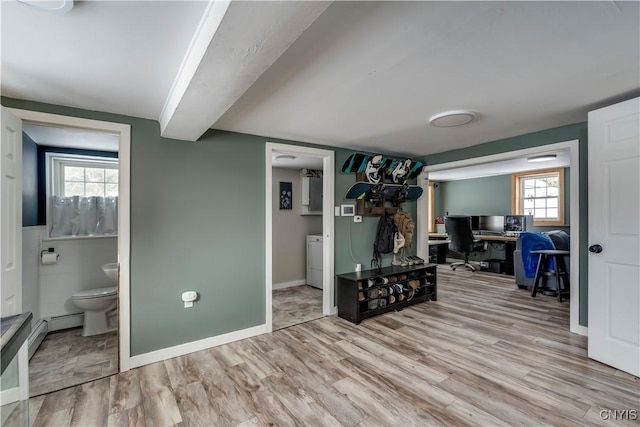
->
[
  {"left": 439, "top": 175, "right": 511, "bottom": 216},
  {"left": 4, "top": 96, "right": 385, "bottom": 355},
  {"left": 421, "top": 122, "right": 589, "bottom": 326},
  {"left": 3, "top": 97, "right": 273, "bottom": 355},
  {"left": 334, "top": 149, "right": 419, "bottom": 275}
]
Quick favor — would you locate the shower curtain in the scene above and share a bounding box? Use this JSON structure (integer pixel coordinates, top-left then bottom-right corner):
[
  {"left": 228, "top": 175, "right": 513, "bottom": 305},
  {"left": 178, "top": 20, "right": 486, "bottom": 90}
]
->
[{"left": 50, "top": 196, "right": 118, "bottom": 237}]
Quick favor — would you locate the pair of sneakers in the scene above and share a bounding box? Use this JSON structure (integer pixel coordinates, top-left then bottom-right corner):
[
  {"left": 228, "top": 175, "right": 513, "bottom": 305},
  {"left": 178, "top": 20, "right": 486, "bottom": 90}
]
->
[
  {"left": 368, "top": 298, "right": 388, "bottom": 310},
  {"left": 367, "top": 276, "right": 389, "bottom": 287}
]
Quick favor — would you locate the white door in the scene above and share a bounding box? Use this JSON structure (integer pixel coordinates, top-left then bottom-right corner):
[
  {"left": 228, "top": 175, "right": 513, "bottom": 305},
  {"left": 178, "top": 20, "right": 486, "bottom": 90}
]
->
[
  {"left": 588, "top": 97, "right": 640, "bottom": 377},
  {"left": 1, "top": 107, "right": 23, "bottom": 317}
]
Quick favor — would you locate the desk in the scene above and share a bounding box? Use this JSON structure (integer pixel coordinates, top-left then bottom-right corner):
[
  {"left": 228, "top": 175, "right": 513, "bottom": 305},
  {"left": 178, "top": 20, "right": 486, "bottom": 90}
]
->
[
  {"left": 428, "top": 233, "right": 518, "bottom": 274},
  {"left": 427, "top": 239, "right": 450, "bottom": 264}
]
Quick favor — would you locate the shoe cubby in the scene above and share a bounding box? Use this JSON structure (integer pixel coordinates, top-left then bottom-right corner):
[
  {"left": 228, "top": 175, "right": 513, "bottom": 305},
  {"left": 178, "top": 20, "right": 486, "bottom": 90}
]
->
[{"left": 337, "top": 264, "right": 437, "bottom": 324}]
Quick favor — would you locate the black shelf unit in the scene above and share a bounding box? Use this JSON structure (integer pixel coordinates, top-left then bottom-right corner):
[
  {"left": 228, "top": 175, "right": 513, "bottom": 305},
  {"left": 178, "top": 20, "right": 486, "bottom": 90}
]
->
[{"left": 336, "top": 264, "right": 437, "bottom": 324}]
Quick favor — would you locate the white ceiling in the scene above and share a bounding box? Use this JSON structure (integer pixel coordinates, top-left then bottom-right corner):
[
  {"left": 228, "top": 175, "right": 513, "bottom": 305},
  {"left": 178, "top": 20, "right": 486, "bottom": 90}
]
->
[
  {"left": 428, "top": 149, "right": 570, "bottom": 181},
  {"left": 2, "top": 1, "right": 639, "bottom": 157},
  {"left": 22, "top": 123, "right": 119, "bottom": 152}
]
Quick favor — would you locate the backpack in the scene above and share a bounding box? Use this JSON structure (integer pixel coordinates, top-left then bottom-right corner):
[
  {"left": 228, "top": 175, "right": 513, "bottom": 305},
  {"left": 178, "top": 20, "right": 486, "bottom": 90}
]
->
[{"left": 372, "top": 213, "right": 396, "bottom": 269}]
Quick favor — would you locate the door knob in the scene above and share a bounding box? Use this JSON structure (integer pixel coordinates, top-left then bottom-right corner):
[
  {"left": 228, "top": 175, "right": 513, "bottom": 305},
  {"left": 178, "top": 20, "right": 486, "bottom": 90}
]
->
[{"left": 589, "top": 244, "right": 603, "bottom": 254}]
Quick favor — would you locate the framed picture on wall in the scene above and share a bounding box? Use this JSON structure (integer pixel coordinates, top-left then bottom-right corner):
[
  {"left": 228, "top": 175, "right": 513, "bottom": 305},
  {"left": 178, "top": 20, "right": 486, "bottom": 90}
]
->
[{"left": 280, "top": 182, "right": 292, "bottom": 210}]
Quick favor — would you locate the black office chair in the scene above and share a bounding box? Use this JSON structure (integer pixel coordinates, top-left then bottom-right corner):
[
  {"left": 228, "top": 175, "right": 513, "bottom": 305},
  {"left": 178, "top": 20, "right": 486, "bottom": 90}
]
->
[{"left": 444, "top": 215, "right": 484, "bottom": 271}]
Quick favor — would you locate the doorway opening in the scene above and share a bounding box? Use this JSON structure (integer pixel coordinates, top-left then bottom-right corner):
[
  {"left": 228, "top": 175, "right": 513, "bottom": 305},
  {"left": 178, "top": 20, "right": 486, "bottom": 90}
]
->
[
  {"left": 265, "top": 143, "right": 335, "bottom": 332},
  {"left": 417, "top": 140, "right": 583, "bottom": 335},
  {"left": 8, "top": 108, "right": 132, "bottom": 388}
]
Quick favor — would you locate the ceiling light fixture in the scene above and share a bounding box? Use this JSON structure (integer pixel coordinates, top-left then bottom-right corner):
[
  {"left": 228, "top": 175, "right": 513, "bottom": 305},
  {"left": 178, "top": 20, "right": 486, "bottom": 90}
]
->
[
  {"left": 275, "top": 154, "right": 296, "bottom": 161},
  {"left": 16, "top": 0, "right": 73, "bottom": 13},
  {"left": 527, "top": 154, "right": 557, "bottom": 163},
  {"left": 429, "top": 110, "right": 477, "bottom": 127}
]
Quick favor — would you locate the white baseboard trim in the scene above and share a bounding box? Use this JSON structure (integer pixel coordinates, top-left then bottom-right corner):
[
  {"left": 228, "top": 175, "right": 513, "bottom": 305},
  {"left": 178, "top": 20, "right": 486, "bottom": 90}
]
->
[
  {"left": 272, "top": 279, "right": 306, "bottom": 290},
  {"left": 0, "top": 387, "right": 21, "bottom": 406},
  {"left": 129, "top": 324, "right": 268, "bottom": 369},
  {"left": 572, "top": 324, "right": 588, "bottom": 337}
]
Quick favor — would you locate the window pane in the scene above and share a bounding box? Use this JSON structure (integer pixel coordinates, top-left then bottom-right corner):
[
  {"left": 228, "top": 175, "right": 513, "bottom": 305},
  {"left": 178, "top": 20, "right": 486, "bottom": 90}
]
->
[
  {"left": 105, "top": 184, "right": 118, "bottom": 197},
  {"left": 105, "top": 169, "right": 118, "bottom": 183},
  {"left": 524, "top": 199, "right": 534, "bottom": 209},
  {"left": 524, "top": 188, "right": 535, "bottom": 198},
  {"left": 547, "top": 186, "right": 559, "bottom": 196},
  {"left": 64, "top": 166, "right": 85, "bottom": 181},
  {"left": 548, "top": 198, "right": 558, "bottom": 208},
  {"left": 65, "top": 182, "right": 84, "bottom": 196},
  {"left": 523, "top": 179, "right": 535, "bottom": 189},
  {"left": 535, "top": 187, "right": 547, "bottom": 197},
  {"left": 85, "top": 183, "right": 104, "bottom": 197},
  {"left": 548, "top": 208, "right": 558, "bottom": 218},
  {"left": 535, "top": 179, "right": 547, "bottom": 188},
  {"left": 85, "top": 167, "right": 105, "bottom": 183},
  {"left": 534, "top": 198, "right": 546, "bottom": 208},
  {"left": 534, "top": 208, "right": 546, "bottom": 218}
]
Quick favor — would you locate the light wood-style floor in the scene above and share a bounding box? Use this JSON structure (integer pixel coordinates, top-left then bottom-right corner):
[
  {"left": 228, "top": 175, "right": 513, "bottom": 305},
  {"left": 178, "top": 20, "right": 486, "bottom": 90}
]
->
[
  {"left": 28, "top": 328, "right": 118, "bottom": 397},
  {"left": 7, "top": 266, "right": 639, "bottom": 426},
  {"left": 272, "top": 284, "right": 323, "bottom": 331}
]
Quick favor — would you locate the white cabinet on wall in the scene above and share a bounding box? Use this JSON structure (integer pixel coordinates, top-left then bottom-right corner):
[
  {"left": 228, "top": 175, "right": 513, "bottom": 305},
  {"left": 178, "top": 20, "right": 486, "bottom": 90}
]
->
[
  {"left": 306, "top": 235, "right": 323, "bottom": 289},
  {"left": 301, "top": 173, "right": 322, "bottom": 215}
]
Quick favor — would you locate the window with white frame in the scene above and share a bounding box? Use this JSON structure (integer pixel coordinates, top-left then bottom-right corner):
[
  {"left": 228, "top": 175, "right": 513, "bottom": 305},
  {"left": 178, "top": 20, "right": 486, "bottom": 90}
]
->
[
  {"left": 47, "top": 153, "right": 119, "bottom": 237},
  {"left": 512, "top": 168, "right": 565, "bottom": 226}
]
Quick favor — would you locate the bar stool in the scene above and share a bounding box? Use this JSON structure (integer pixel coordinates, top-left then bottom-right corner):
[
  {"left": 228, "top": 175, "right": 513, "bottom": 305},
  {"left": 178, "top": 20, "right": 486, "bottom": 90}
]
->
[{"left": 530, "top": 249, "right": 570, "bottom": 302}]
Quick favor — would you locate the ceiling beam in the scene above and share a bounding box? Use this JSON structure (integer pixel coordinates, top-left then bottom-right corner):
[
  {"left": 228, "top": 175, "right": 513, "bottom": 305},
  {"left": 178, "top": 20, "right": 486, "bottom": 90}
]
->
[{"left": 159, "top": 0, "right": 331, "bottom": 141}]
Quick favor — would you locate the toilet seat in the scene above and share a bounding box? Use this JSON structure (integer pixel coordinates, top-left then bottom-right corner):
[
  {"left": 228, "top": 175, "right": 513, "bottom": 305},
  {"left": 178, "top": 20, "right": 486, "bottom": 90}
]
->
[{"left": 72, "top": 286, "right": 117, "bottom": 300}]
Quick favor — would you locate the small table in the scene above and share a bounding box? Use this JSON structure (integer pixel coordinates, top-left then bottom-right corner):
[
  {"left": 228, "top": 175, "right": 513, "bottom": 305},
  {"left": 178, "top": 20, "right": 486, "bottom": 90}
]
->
[{"left": 530, "top": 250, "right": 570, "bottom": 302}]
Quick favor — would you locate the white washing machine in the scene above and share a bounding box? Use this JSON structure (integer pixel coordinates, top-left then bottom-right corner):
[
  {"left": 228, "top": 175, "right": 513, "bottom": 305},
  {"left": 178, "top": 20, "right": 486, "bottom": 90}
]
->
[{"left": 306, "top": 235, "right": 323, "bottom": 289}]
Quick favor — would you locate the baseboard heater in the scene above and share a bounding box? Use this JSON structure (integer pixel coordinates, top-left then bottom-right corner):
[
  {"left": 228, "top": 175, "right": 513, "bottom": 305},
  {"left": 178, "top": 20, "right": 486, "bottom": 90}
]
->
[{"left": 28, "top": 319, "right": 48, "bottom": 360}]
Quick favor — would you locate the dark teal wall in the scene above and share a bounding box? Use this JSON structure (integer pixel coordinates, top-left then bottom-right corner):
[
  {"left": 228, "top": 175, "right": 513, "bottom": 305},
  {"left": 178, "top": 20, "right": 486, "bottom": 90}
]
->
[
  {"left": 422, "top": 123, "right": 588, "bottom": 326},
  {"left": 22, "top": 132, "right": 38, "bottom": 227}
]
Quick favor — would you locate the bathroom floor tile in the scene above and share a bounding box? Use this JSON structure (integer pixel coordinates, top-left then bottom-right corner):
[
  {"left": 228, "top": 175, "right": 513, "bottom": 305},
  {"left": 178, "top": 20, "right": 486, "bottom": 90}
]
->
[
  {"left": 28, "top": 328, "right": 117, "bottom": 397},
  {"left": 272, "top": 285, "right": 324, "bottom": 331}
]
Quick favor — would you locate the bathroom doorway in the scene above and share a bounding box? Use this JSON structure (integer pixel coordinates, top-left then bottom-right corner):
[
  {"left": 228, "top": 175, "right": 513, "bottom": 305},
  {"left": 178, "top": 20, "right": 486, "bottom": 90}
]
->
[{"left": 8, "top": 108, "right": 131, "bottom": 396}]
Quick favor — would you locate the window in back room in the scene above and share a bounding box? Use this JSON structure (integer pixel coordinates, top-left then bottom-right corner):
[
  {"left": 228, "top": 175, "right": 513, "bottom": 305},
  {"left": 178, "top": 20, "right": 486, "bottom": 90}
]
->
[
  {"left": 511, "top": 167, "right": 565, "bottom": 226},
  {"left": 46, "top": 152, "right": 119, "bottom": 238}
]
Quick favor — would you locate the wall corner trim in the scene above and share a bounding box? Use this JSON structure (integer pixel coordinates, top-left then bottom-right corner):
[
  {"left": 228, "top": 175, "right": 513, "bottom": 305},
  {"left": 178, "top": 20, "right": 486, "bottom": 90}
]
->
[{"left": 129, "top": 324, "right": 267, "bottom": 369}]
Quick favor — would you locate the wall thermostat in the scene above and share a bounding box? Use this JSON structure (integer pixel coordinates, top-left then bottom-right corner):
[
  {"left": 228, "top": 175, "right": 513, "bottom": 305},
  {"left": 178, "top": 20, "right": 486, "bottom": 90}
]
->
[
  {"left": 182, "top": 291, "right": 198, "bottom": 308},
  {"left": 341, "top": 204, "right": 355, "bottom": 216}
]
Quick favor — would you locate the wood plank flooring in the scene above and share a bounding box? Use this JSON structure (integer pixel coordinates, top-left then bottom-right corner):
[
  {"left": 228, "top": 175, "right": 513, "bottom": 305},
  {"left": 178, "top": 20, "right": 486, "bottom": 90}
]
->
[{"left": 7, "top": 266, "right": 639, "bottom": 426}]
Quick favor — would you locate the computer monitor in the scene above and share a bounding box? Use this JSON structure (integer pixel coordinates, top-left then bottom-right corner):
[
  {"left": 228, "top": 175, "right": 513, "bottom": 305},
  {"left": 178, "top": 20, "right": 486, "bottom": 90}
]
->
[
  {"left": 504, "top": 215, "right": 531, "bottom": 232},
  {"left": 479, "top": 216, "right": 504, "bottom": 233}
]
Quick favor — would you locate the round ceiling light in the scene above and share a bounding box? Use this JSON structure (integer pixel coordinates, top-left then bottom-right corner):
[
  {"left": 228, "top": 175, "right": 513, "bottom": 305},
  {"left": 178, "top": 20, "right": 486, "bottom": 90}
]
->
[
  {"left": 527, "top": 154, "right": 557, "bottom": 163},
  {"left": 429, "top": 110, "right": 477, "bottom": 127},
  {"left": 275, "top": 154, "right": 296, "bottom": 161}
]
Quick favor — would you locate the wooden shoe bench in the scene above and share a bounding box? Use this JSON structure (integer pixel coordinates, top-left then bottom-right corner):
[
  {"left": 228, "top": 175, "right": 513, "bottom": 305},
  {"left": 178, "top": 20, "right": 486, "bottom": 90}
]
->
[{"left": 336, "top": 264, "right": 437, "bottom": 324}]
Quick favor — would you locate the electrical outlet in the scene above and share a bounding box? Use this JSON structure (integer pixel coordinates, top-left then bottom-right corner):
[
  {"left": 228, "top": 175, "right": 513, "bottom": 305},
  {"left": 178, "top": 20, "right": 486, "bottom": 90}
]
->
[
  {"left": 182, "top": 291, "right": 198, "bottom": 308},
  {"left": 354, "top": 215, "right": 362, "bottom": 223}
]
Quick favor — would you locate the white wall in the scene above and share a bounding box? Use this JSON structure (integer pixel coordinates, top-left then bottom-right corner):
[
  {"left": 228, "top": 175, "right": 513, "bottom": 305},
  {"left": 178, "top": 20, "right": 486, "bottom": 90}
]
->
[
  {"left": 33, "top": 229, "right": 117, "bottom": 320},
  {"left": 22, "top": 227, "right": 41, "bottom": 327},
  {"left": 272, "top": 168, "right": 322, "bottom": 286}
]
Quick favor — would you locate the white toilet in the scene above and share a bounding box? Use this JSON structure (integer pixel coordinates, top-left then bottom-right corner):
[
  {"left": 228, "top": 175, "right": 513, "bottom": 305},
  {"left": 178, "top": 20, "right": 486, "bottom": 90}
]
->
[
  {"left": 71, "top": 286, "right": 118, "bottom": 336},
  {"left": 71, "top": 263, "right": 119, "bottom": 337}
]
